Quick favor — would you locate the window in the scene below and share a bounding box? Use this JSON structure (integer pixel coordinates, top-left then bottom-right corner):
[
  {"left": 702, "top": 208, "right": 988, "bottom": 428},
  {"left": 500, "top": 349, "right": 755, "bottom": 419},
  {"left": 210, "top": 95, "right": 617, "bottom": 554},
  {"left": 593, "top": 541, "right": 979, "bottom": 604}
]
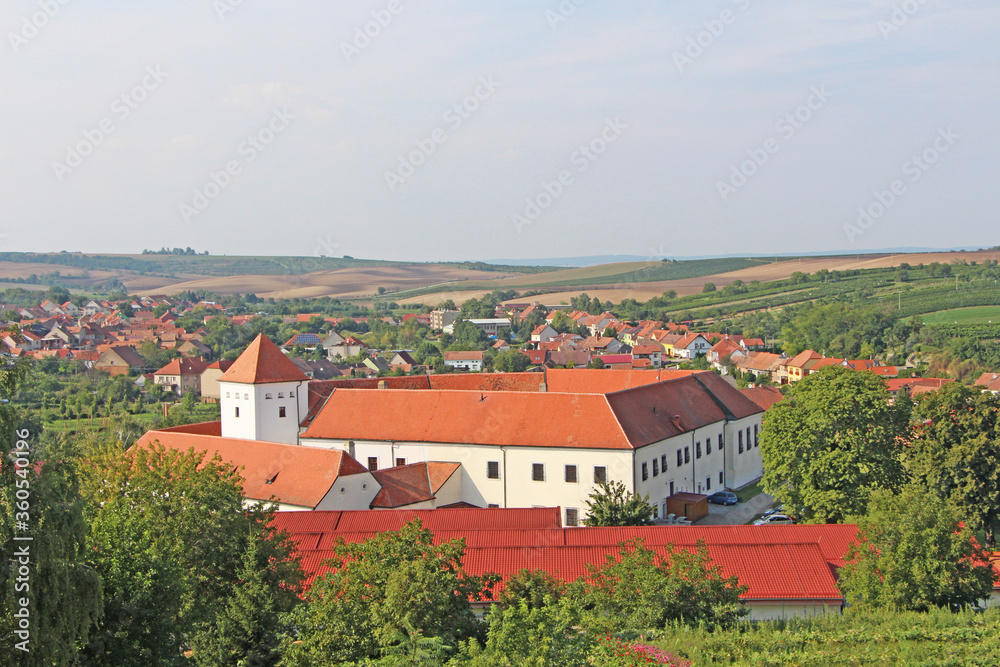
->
[
  {"left": 652, "top": 459, "right": 659, "bottom": 477},
  {"left": 669, "top": 481, "right": 675, "bottom": 496},
  {"left": 718, "top": 434, "right": 723, "bottom": 450},
  {"left": 367, "top": 457, "right": 378, "bottom": 472},
  {"left": 594, "top": 466, "right": 607, "bottom": 484},
  {"left": 684, "top": 447, "right": 690, "bottom": 464},
  {"left": 706, "top": 477, "right": 711, "bottom": 490},
  {"left": 661, "top": 454, "right": 667, "bottom": 471},
  {"left": 641, "top": 462, "right": 648, "bottom": 481},
  {"left": 278, "top": 392, "right": 284, "bottom": 398},
  {"left": 652, "top": 504, "right": 659, "bottom": 519},
  {"left": 706, "top": 438, "right": 712, "bottom": 455},
  {"left": 747, "top": 427, "right": 752, "bottom": 448},
  {"left": 278, "top": 406, "right": 286, "bottom": 418},
  {"left": 565, "top": 465, "right": 578, "bottom": 483},
  {"left": 719, "top": 471, "right": 724, "bottom": 484},
  {"left": 395, "top": 458, "right": 406, "bottom": 467},
  {"left": 487, "top": 461, "right": 500, "bottom": 480},
  {"left": 754, "top": 424, "right": 759, "bottom": 447},
  {"left": 532, "top": 463, "right": 545, "bottom": 482},
  {"left": 234, "top": 407, "right": 239, "bottom": 417},
  {"left": 265, "top": 393, "right": 272, "bottom": 399},
  {"left": 487, "top": 503, "right": 500, "bottom": 509},
  {"left": 225, "top": 392, "right": 230, "bottom": 398},
  {"left": 739, "top": 431, "right": 744, "bottom": 453},
  {"left": 289, "top": 391, "right": 295, "bottom": 397},
  {"left": 676, "top": 449, "right": 683, "bottom": 467},
  {"left": 244, "top": 393, "right": 248, "bottom": 400},
  {"left": 696, "top": 442, "right": 702, "bottom": 459},
  {"left": 565, "top": 508, "right": 579, "bottom": 527}
]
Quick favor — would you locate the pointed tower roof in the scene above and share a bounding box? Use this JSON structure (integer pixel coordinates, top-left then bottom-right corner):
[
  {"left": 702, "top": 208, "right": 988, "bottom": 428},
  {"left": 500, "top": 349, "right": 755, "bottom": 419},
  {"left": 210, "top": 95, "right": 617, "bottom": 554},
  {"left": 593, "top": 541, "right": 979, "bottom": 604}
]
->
[{"left": 219, "top": 334, "right": 309, "bottom": 384}]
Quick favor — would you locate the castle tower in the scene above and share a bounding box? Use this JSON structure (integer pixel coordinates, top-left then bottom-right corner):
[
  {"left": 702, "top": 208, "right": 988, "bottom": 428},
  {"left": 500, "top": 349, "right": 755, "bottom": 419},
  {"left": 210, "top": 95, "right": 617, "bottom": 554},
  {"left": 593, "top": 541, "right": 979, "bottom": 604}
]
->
[{"left": 218, "top": 334, "right": 310, "bottom": 445}]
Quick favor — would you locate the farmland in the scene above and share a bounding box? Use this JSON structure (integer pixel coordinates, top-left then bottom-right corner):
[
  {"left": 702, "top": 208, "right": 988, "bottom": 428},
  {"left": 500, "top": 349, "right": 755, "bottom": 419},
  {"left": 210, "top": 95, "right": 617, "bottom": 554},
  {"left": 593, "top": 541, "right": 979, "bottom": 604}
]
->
[{"left": 916, "top": 306, "right": 1000, "bottom": 325}]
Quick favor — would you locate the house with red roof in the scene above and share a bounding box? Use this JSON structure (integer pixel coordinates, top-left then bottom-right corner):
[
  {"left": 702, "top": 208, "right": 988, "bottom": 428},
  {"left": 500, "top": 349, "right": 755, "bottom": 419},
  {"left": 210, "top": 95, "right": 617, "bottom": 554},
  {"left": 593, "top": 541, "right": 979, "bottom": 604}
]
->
[
  {"left": 94, "top": 346, "right": 148, "bottom": 376},
  {"left": 153, "top": 357, "right": 211, "bottom": 396},
  {"left": 974, "top": 372, "right": 1000, "bottom": 394},
  {"left": 672, "top": 333, "right": 712, "bottom": 359},
  {"left": 443, "top": 350, "right": 484, "bottom": 372}
]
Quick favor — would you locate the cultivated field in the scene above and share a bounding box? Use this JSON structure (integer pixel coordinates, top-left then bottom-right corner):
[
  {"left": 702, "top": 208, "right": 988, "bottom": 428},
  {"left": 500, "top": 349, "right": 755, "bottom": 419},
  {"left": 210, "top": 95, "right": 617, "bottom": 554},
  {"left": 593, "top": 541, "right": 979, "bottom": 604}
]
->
[{"left": 917, "top": 306, "right": 1000, "bottom": 325}]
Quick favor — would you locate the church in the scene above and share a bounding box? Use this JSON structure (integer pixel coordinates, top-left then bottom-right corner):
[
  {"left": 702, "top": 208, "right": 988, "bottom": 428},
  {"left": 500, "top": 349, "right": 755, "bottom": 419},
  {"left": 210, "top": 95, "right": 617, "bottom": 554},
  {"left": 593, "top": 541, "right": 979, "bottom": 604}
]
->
[{"left": 138, "top": 335, "right": 765, "bottom": 525}]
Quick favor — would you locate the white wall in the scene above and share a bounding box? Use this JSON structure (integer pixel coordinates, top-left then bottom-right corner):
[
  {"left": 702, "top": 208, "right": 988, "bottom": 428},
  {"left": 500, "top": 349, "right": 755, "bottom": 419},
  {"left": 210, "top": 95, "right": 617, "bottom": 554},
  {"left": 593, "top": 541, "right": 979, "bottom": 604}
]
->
[
  {"left": 746, "top": 601, "right": 841, "bottom": 621},
  {"left": 220, "top": 379, "right": 309, "bottom": 445},
  {"left": 726, "top": 414, "right": 764, "bottom": 490},
  {"left": 316, "top": 471, "right": 380, "bottom": 511}
]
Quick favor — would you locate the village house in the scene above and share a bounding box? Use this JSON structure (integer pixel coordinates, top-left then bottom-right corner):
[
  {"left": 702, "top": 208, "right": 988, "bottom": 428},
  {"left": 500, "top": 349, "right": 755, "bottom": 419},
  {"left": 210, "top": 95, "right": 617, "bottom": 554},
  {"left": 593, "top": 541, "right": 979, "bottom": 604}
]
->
[
  {"left": 443, "top": 350, "right": 484, "bottom": 372},
  {"left": 153, "top": 357, "right": 211, "bottom": 396},
  {"left": 200, "top": 360, "right": 235, "bottom": 399},
  {"left": 94, "top": 346, "right": 148, "bottom": 376}
]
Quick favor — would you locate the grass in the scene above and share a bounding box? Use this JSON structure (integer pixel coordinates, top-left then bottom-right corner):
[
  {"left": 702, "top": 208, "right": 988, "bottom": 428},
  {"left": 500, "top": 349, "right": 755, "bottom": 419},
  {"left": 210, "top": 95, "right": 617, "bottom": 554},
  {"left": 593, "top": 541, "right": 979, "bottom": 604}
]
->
[
  {"left": 913, "top": 306, "right": 1000, "bottom": 325},
  {"left": 42, "top": 403, "right": 221, "bottom": 433},
  {"left": 734, "top": 479, "right": 764, "bottom": 503}
]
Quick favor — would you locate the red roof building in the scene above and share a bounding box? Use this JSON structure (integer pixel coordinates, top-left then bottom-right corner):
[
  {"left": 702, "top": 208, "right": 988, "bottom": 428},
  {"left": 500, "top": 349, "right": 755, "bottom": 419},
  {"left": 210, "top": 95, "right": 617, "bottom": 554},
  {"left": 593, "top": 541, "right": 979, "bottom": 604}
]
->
[{"left": 219, "top": 334, "right": 308, "bottom": 384}]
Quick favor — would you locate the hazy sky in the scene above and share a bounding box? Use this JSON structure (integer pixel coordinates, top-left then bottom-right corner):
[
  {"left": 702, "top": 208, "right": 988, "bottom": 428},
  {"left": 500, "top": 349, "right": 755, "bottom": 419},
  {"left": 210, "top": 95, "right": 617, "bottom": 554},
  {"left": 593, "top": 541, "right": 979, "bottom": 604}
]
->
[{"left": 2, "top": 1, "right": 998, "bottom": 262}]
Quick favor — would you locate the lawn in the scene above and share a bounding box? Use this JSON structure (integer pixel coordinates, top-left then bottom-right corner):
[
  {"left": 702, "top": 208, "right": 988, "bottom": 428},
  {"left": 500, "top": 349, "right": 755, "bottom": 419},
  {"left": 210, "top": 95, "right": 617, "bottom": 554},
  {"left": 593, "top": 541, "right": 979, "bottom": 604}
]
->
[{"left": 914, "top": 305, "right": 1000, "bottom": 325}]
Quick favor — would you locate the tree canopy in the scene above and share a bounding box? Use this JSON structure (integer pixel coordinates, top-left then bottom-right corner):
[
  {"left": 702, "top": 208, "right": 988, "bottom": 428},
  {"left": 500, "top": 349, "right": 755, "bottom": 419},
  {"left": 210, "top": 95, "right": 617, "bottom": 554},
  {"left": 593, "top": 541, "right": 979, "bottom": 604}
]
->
[
  {"left": 583, "top": 480, "right": 654, "bottom": 527},
  {"left": 839, "top": 485, "right": 997, "bottom": 611},
  {"left": 761, "top": 366, "right": 909, "bottom": 523}
]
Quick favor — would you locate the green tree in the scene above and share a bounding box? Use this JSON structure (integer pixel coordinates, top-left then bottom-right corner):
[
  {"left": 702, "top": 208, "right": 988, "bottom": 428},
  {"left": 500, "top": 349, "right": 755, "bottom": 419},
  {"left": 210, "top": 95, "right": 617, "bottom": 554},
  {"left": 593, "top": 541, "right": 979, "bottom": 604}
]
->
[
  {"left": 279, "top": 520, "right": 497, "bottom": 665},
  {"left": 574, "top": 539, "right": 747, "bottom": 631},
  {"left": 492, "top": 349, "right": 528, "bottom": 373},
  {"left": 702, "top": 282, "right": 717, "bottom": 293},
  {"left": 583, "top": 480, "right": 654, "bottom": 527},
  {"left": 80, "top": 442, "right": 302, "bottom": 666},
  {"left": 906, "top": 383, "right": 1000, "bottom": 547},
  {"left": 761, "top": 366, "right": 909, "bottom": 523},
  {"left": 839, "top": 485, "right": 997, "bottom": 611},
  {"left": 496, "top": 569, "right": 566, "bottom": 610}
]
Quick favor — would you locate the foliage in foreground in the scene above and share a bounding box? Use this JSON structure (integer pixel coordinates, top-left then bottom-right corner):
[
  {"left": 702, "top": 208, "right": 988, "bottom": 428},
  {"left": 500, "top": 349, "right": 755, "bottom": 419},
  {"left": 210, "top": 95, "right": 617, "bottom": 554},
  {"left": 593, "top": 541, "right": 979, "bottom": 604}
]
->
[
  {"left": 649, "top": 607, "right": 1000, "bottom": 666},
  {"left": 584, "top": 480, "right": 655, "bottom": 527},
  {"left": 839, "top": 485, "right": 997, "bottom": 612}
]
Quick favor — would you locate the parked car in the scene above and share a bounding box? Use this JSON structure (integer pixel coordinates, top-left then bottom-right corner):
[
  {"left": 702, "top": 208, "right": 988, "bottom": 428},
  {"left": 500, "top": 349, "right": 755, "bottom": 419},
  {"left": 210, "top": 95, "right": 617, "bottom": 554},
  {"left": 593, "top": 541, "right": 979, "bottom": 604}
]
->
[
  {"left": 753, "top": 513, "right": 796, "bottom": 525},
  {"left": 706, "top": 491, "right": 738, "bottom": 506},
  {"left": 761, "top": 505, "right": 785, "bottom": 519}
]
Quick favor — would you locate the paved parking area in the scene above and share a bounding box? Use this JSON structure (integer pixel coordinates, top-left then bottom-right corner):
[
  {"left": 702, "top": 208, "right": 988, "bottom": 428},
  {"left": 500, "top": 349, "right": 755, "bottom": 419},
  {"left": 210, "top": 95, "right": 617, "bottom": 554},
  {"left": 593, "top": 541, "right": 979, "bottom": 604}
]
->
[{"left": 696, "top": 491, "right": 776, "bottom": 525}]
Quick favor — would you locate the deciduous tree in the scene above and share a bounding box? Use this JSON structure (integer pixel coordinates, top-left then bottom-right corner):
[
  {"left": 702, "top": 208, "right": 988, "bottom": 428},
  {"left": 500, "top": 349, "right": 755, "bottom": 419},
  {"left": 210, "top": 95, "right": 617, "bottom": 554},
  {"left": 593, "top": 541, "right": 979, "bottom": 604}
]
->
[
  {"left": 839, "top": 485, "right": 997, "bottom": 611},
  {"left": 761, "top": 366, "right": 908, "bottom": 523},
  {"left": 583, "top": 481, "right": 654, "bottom": 527}
]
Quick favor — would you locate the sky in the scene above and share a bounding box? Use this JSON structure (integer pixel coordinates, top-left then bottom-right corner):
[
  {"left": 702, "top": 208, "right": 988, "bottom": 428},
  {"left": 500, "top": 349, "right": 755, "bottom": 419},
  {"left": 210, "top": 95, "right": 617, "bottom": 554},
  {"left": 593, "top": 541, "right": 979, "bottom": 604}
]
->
[{"left": 2, "top": 1, "right": 998, "bottom": 263}]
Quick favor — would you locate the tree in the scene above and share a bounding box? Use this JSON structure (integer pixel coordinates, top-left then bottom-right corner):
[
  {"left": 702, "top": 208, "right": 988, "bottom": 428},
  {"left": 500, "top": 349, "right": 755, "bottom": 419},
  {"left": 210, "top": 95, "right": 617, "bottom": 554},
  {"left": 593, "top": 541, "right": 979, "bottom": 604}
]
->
[
  {"left": 0, "top": 347, "right": 103, "bottom": 665},
  {"left": 492, "top": 349, "right": 528, "bottom": 373},
  {"left": 79, "top": 442, "right": 303, "bottom": 665},
  {"left": 761, "top": 366, "right": 909, "bottom": 523},
  {"left": 575, "top": 539, "right": 747, "bottom": 631},
  {"left": 839, "top": 485, "right": 997, "bottom": 611},
  {"left": 279, "top": 520, "right": 497, "bottom": 665},
  {"left": 702, "top": 282, "right": 717, "bottom": 293},
  {"left": 583, "top": 480, "right": 654, "bottom": 527},
  {"left": 496, "top": 569, "right": 566, "bottom": 610},
  {"left": 906, "top": 383, "right": 1000, "bottom": 547}
]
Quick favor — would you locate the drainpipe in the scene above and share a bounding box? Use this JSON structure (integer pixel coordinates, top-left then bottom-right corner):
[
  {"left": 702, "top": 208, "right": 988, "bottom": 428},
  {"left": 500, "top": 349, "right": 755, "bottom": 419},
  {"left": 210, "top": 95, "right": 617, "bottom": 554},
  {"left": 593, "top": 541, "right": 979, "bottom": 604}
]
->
[{"left": 502, "top": 446, "right": 508, "bottom": 508}]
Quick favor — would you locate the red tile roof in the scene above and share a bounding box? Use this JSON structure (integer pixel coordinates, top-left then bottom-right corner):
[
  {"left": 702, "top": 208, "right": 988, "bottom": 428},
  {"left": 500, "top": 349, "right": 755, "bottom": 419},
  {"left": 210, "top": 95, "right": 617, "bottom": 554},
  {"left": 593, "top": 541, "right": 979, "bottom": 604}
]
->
[
  {"left": 739, "top": 386, "right": 784, "bottom": 411},
  {"left": 271, "top": 507, "right": 562, "bottom": 534},
  {"left": 219, "top": 334, "right": 308, "bottom": 385},
  {"left": 301, "top": 372, "right": 762, "bottom": 450},
  {"left": 136, "top": 429, "right": 368, "bottom": 509},
  {"left": 153, "top": 357, "right": 210, "bottom": 377},
  {"left": 284, "top": 522, "right": 856, "bottom": 601},
  {"left": 370, "top": 462, "right": 461, "bottom": 508}
]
